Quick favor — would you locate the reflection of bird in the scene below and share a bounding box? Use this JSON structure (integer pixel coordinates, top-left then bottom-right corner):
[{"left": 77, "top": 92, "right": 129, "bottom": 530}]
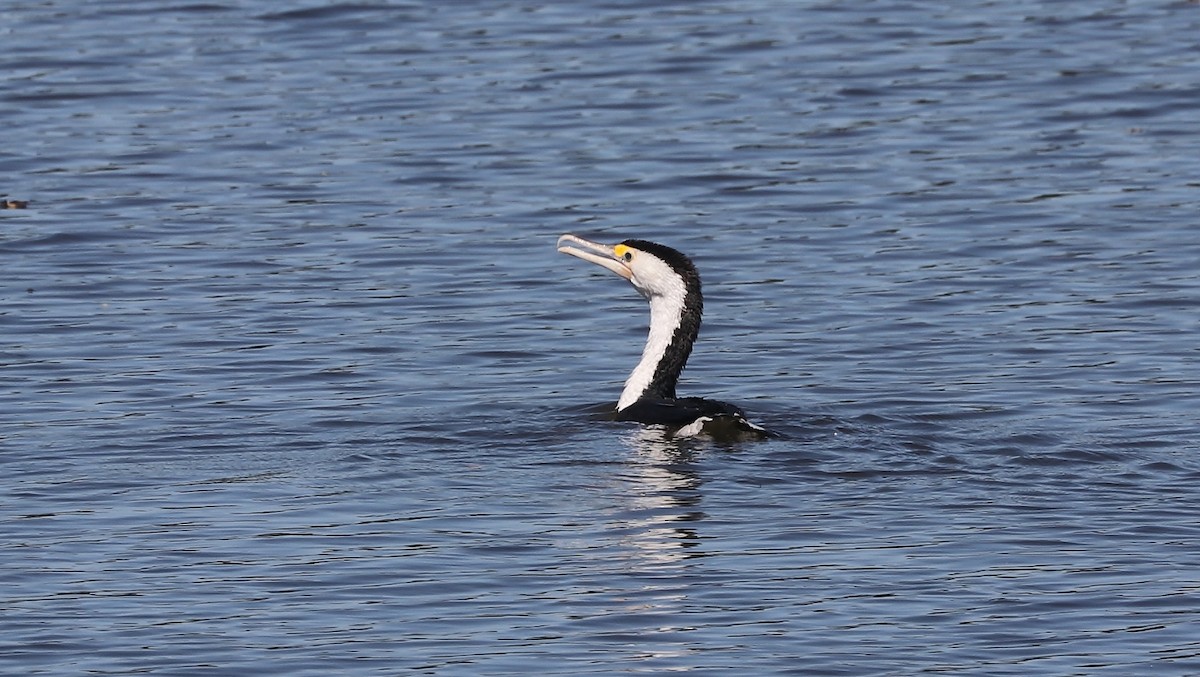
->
[{"left": 557, "top": 234, "right": 770, "bottom": 438}]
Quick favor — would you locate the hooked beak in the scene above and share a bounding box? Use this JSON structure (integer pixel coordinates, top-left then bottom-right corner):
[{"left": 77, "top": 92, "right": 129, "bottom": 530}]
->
[{"left": 556, "top": 234, "right": 633, "bottom": 280}]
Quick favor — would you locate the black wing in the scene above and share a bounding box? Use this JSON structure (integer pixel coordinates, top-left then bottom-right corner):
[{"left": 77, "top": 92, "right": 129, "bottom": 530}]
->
[
  {"left": 614, "top": 397, "right": 774, "bottom": 439},
  {"left": 614, "top": 396, "right": 740, "bottom": 425}
]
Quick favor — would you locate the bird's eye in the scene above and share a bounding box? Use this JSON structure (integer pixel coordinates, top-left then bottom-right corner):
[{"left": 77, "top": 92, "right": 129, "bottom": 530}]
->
[{"left": 623, "top": 251, "right": 633, "bottom": 262}]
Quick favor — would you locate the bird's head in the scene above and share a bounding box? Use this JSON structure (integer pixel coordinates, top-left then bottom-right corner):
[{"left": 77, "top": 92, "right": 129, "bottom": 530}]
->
[{"left": 556, "top": 234, "right": 699, "bottom": 301}]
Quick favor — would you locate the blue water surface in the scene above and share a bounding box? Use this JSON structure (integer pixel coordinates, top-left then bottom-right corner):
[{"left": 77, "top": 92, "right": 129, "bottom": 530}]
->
[{"left": 3, "top": 1, "right": 1200, "bottom": 674}]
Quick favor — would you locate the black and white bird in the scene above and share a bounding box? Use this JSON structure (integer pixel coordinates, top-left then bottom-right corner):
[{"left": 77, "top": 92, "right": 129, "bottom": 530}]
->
[{"left": 557, "top": 234, "right": 771, "bottom": 439}]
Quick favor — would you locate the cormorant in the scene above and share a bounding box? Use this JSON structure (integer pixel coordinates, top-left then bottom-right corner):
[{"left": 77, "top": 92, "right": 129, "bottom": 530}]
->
[{"left": 557, "top": 234, "right": 771, "bottom": 439}]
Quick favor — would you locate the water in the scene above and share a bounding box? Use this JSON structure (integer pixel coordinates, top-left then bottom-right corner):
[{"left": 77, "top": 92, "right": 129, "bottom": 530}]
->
[{"left": 3, "top": 1, "right": 1200, "bottom": 674}]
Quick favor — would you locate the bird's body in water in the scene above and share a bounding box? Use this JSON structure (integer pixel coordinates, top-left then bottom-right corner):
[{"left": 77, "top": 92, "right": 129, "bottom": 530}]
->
[{"left": 557, "top": 234, "right": 771, "bottom": 439}]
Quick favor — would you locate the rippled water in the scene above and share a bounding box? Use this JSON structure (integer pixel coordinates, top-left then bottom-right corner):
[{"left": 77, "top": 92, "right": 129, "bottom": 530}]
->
[{"left": 4, "top": 1, "right": 1200, "bottom": 674}]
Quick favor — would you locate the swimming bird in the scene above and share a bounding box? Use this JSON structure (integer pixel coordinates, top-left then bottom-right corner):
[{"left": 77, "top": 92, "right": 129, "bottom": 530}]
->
[{"left": 557, "top": 234, "right": 770, "bottom": 439}]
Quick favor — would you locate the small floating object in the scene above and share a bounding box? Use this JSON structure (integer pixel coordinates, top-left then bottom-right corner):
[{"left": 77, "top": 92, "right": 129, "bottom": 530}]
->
[{"left": 2, "top": 198, "right": 29, "bottom": 209}]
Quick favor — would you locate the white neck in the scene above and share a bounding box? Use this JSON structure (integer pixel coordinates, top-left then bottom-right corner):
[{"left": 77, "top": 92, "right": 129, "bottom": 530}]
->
[{"left": 617, "top": 289, "right": 686, "bottom": 410}]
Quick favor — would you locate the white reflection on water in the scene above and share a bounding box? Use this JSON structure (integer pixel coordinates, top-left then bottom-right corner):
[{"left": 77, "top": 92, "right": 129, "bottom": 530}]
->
[{"left": 610, "top": 426, "right": 709, "bottom": 567}]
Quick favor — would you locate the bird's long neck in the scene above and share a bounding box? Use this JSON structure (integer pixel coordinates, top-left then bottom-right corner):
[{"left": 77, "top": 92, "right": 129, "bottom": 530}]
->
[{"left": 616, "top": 279, "right": 702, "bottom": 411}]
